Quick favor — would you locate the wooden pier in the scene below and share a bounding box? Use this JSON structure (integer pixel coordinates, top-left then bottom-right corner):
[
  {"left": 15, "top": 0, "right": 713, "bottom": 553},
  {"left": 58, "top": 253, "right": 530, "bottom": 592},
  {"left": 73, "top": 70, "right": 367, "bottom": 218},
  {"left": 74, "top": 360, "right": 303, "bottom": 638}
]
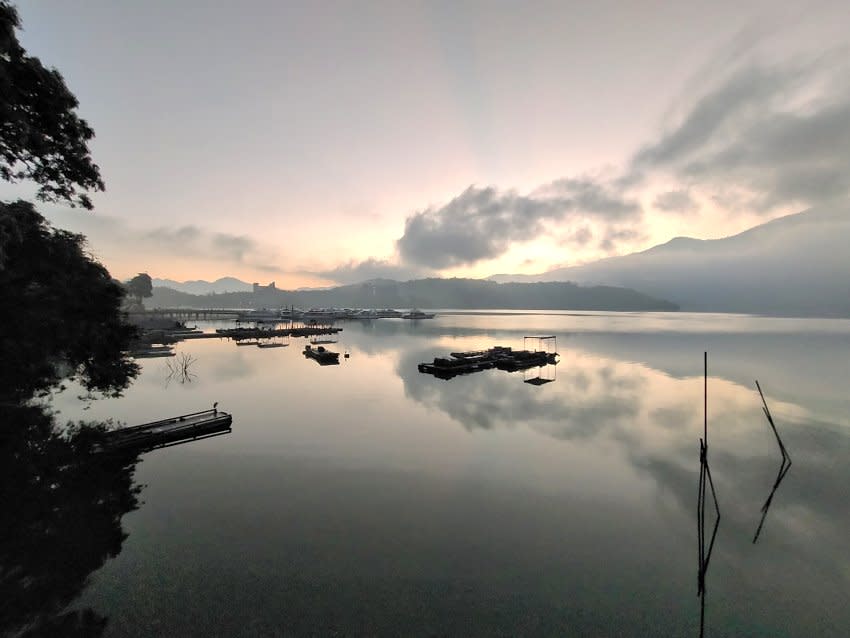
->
[
  {"left": 128, "top": 308, "right": 242, "bottom": 320},
  {"left": 101, "top": 409, "right": 233, "bottom": 452}
]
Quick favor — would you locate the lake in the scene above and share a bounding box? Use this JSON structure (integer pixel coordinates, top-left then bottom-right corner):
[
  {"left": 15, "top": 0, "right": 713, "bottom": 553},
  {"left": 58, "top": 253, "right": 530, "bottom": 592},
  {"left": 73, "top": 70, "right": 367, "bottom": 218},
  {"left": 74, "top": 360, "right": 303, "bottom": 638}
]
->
[{"left": 47, "top": 311, "right": 850, "bottom": 636}]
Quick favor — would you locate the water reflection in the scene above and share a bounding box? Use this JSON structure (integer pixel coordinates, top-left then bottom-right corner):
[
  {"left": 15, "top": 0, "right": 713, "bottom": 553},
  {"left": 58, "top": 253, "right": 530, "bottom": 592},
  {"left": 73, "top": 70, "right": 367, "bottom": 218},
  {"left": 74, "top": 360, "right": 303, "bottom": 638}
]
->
[
  {"left": 39, "top": 315, "right": 850, "bottom": 636},
  {"left": 395, "top": 336, "right": 850, "bottom": 634},
  {"left": 752, "top": 381, "right": 792, "bottom": 544},
  {"left": 164, "top": 352, "right": 198, "bottom": 387},
  {"left": 0, "top": 404, "right": 141, "bottom": 637}
]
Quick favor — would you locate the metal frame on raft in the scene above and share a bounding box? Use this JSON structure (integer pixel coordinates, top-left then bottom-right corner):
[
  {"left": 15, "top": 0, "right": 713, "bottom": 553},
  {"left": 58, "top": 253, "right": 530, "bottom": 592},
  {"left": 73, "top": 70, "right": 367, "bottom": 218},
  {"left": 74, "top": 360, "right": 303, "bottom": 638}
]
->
[
  {"left": 523, "top": 335, "right": 557, "bottom": 353},
  {"left": 522, "top": 336, "right": 558, "bottom": 385}
]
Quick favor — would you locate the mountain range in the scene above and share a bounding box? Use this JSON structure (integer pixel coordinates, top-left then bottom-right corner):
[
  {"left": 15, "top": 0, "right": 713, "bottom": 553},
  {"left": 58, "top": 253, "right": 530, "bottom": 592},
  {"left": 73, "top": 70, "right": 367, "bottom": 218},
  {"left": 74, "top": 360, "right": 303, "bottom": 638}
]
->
[
  {"left": 152, "top": 207, "right": 849, "bottom": 316},
  {"left": 148, "top": 279, "right": 677, "bottom": 312},
  {"left": 491, "top": 206, "right": 850, "bottom": 317},
  {"left": 152, "top": 277, "right": 253, "bottom": 294}
]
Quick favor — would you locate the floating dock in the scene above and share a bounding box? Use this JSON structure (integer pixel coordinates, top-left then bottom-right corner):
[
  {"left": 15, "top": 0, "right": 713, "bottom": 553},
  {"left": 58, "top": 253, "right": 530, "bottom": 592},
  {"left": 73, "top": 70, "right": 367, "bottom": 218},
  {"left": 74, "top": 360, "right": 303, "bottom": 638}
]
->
[
  {"left": 418, "top": 338, "right": 558, "bottom": 381},
  {"left": 127, "top": 345, "right": 175, "bottom": 359},
  {"left": 217, "top": 326, "right": 342, "bottom": 340},
  {"left": 101, "top": 409, "right": 233, "bottom": 452}
]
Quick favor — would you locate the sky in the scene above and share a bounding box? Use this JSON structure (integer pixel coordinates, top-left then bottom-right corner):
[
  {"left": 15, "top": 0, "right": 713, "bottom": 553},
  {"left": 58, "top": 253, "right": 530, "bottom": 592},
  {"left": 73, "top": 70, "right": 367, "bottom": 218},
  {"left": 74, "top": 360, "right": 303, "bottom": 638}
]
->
[{"left": 10, "top": 0, "right": 850, "bottom": 287}]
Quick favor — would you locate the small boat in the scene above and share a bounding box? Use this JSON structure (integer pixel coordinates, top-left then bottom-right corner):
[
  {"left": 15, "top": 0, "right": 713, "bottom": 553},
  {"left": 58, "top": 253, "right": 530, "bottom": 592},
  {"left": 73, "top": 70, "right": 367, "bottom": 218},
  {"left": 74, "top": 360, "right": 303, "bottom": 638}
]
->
[
  {"left": 310, "top": 337, "right": 338, "bottom": 345},
  {"left": 236, "top": 309, "right": 283, "bottom": 322},
  {"left": 235, "top": 340, "right": 260, "bottom": 346},
  {"left": 257, "top": 342, "right": 288, "bottom": 348},
  {"left": 402, "top": 309, "right": 435, "bottom": 319},
  {"left": 303, "top": 344, "right": 340, "bottom": 365},
  {"left": 494, "top": 351, "right": 558, "bottom": 371}
]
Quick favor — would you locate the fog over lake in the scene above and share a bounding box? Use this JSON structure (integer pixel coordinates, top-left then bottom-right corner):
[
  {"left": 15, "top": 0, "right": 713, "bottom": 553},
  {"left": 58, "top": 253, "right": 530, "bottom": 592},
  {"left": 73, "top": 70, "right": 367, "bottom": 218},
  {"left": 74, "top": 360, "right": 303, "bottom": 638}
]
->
[{"left": 49, "top": 311, "right": 850, "bottom": 637}]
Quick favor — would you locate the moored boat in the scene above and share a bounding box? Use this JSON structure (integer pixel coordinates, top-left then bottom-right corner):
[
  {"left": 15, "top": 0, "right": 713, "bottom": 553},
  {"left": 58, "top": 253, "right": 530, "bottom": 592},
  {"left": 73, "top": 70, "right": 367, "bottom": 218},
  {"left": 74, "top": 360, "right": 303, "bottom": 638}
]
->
[
  {"left": 303, "top": 344, "right": 340, "bottom": 365},
  {"left": 402, "top": 309, "right": 435, "bottom": 319}
]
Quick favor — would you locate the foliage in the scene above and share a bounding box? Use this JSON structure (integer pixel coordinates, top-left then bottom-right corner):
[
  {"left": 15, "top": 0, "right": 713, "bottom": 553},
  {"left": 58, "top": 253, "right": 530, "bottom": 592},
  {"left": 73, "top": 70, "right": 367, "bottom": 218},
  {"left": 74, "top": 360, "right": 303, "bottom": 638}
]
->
[
  {"left": 0, "top": 200, "right": 138, "bottom": 402},
  {"left": 0, "top": 403, "right": 141, "bottom": 637},
  {"left": 0, "top": 2, "right": 104, "bottom": 209},
  {"left": 126, "top": 272, "right": 153, "bottom": 302}
]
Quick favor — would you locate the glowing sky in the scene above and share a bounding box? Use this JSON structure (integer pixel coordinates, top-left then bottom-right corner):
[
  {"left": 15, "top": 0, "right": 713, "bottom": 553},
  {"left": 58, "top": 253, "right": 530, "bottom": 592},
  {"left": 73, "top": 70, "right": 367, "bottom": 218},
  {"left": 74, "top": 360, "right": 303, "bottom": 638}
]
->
[{"left": 12, "top": 1, "right": 850, "bottom": 286}]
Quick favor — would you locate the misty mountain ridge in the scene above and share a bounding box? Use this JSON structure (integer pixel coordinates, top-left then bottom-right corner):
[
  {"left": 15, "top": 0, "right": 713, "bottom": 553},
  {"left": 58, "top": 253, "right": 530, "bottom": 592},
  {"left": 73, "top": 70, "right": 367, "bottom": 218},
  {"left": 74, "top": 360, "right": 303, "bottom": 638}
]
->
[
  {"left": 151, "top": 277, "right": 253, "bottom": 294},
  {"left": 149, "top": 278, "right": 677, "bottom": 312},
  {"left": 490, "top": 206, "right": 850, "bottom": 316}
]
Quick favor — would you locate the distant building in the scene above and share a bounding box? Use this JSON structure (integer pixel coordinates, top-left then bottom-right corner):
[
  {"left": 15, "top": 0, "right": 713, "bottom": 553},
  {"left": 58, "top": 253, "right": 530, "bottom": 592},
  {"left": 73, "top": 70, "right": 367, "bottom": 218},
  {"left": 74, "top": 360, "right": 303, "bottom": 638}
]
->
[{"left": 252, "top": 281, "right": 276, "bottom": 293}]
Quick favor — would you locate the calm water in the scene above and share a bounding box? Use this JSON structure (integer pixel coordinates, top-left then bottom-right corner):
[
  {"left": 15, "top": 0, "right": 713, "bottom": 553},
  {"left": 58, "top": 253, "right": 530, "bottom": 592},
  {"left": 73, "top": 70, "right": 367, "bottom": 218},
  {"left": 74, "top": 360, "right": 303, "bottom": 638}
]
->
[{"left": 49, "top": 311, "right": 850, "bottom": 636}]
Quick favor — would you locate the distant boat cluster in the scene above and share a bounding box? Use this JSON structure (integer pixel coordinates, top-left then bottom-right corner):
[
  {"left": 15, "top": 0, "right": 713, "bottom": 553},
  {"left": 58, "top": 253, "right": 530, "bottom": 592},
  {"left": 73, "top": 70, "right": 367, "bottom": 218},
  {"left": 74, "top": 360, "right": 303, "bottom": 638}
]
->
[{"left": 236, "top": 307, "right": 435, "bottom": 322}]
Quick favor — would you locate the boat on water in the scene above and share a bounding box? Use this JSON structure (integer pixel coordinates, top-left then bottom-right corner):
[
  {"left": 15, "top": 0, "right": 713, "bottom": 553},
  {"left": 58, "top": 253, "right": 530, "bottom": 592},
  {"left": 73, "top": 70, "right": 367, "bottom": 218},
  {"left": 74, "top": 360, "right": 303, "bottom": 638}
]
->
[
  {"left": 303, "top": 344, "right": 340, "bottom": 365},
  {"left": 418, "top": 356, "right": 488, "bottom": 379},
  {"left": 236, "top": 308, "right": 283, "bottom": 322},
  {"left": 310, "top": 337, "right": 338, "bottom": 344},
  {"left": 257, "top": 342, "right": 287, "bottom": 348},
  {"left": 402, "top": 309, "right": 435, "bottom": 319},
  {"left": 352, "top": 308, "right": 403, "bottom": 319},
  {"left": 494, "top": 350, "right": 558, "bottom": 371},
  {"left": 450, "top": 346, "right": 511, "bottom": 360}
]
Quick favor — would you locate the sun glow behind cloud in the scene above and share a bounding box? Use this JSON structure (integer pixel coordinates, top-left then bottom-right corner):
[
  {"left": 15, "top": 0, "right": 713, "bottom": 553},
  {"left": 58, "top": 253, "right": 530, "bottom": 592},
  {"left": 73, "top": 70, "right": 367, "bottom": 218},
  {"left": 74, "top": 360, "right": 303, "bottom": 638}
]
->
[{"left": 15, "top": 1, "right": 850, "bottom": 287}]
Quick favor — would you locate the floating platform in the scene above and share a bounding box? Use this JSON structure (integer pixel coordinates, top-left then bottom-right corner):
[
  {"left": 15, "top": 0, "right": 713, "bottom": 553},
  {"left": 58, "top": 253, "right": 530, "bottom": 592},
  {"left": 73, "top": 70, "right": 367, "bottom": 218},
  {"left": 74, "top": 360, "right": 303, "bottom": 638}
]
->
[
  {"left": 128, "top": 345, "right": 175, "bottom": 359},
  {"left": 101, "top": 409, "right": 233, "bottom": 452},
  {"left": 217, "top": 327, "right": 342, "bottom": 340},
  {"left": 418, "top": 343, "right": 558, "bottom": 380}
]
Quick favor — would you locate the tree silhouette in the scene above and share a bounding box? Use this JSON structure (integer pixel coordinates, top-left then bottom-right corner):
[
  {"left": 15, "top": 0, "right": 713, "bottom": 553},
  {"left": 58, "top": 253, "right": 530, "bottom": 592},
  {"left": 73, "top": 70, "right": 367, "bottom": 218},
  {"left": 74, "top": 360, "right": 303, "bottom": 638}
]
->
[
  {"left": 0, "top": 3, "right": 104, "bottom": 209},
  {"left": 126, "top": 272, "right": 153, "bottom": 305},
  {"left": 0, "top": 403, "right": 141, "bottom": 637},
  {"left": 0, "top": 201, "right": 138, "bottom": 402}
]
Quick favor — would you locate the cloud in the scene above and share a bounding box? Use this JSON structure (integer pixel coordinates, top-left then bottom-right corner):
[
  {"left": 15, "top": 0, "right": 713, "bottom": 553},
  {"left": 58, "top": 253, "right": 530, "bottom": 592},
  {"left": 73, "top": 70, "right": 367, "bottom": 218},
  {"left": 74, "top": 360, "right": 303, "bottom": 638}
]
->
[
  {"left": 211, "top": 232, "right": 256, "bottom": 263},
  {"left": 143, "top": 225, "right": 202, "bottom": 245},
  {"left": 316, "top": 257, "right": 427, "bottom": 285},
  {"left": 598, "top": 227, "right": 644, "bottom": 253},
  {"left": 632, "top": 53, "right": 850, "bottom": 212},
  {"left": 653, "top": 189, "right": 699, "bottom": 214},
  {"left": 396, "top": 180, "right": 642, "bottom": 269},
  {"left": 45, "top": 211, "right": 284, "bottom": 275},
  {"left": 559, "top": 226, "right": 593, "bottom": 247},
  {"left": 137, "top": 224, "right": 279, "bottom": 270}
]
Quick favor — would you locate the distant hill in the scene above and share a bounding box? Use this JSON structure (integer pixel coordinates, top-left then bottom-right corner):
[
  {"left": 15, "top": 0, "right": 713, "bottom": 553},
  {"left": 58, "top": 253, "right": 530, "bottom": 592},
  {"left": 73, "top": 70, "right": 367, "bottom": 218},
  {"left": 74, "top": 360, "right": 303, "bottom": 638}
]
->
[
  {"left": 152, "top": 277, "right": 253, "bottom": 295},
  {"left": 148, "top": 278, "right": 678, "bottom": 312},
  {"left": 490, "top": 206, "right": 850, "bottom": 317}
]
